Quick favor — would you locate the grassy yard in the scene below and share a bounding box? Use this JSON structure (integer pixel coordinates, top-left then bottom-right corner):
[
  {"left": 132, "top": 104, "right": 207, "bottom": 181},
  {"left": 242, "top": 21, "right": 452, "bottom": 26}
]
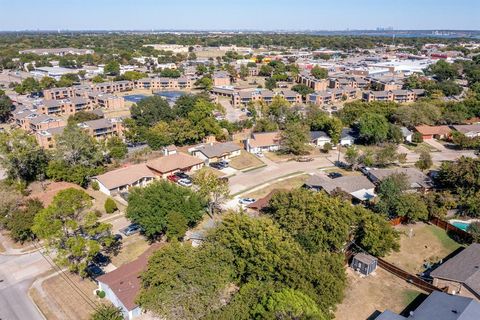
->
[
  {"left": 335, "top": 268, "right": 424, "bottom": 320},
  {"left": 403, "top": 142, "right": 438, "bottom": 153},
  {"left": 243, "top": 174, "right": 310, "bottom": 199},
  {"left": 110, "top": 234, "right": 150, "bottom": 267},
  {"left": 384, "top": 223, "right": 462, "bottom": 274},
  {"left": 229, "top": 152, "right": 265, "bottom": 170},
  {"left": 30, "top": 273, "right": 98, "bottom": 320}
]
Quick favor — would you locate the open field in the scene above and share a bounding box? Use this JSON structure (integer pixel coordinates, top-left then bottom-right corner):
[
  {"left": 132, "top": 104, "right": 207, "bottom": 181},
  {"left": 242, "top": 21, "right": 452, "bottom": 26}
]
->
[
  {"left": 243, "top": 173, "right": 310, "bottom": 199},
  {"left": 229, "top": 151, "right": 265, "bottom": 170},
  {"left": 384, "top": 223, "right": 462, "bottom": 274},
  {"left": 335, "top": 268, "right": 425, "bottom": 320},
  {"left": 30, "top": 273, "right": 98, "bottom": 320}
]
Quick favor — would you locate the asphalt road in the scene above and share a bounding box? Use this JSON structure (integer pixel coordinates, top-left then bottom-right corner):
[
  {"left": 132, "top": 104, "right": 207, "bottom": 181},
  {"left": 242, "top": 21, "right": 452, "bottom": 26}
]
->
[{"left": 0, "top": 252, "right": 50, "bottom": 320}]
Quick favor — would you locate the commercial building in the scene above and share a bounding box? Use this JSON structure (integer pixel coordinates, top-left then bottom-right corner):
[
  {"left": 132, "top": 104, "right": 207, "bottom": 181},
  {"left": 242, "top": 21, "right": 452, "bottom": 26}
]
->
[{"left": 19, "top": 48, "right": 94, "bottom": 56}]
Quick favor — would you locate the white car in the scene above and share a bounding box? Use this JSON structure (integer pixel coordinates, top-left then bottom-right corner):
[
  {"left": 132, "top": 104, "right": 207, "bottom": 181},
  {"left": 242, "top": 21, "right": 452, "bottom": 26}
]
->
[
  {"left": 178, "top": 178, "right": 192, "bottom": 187},
  {"left": 255, "top": 152, "right": 264, "bottom": 158},
  {"left": 239, "top": 198, "right": 256, "bottom": 205}
]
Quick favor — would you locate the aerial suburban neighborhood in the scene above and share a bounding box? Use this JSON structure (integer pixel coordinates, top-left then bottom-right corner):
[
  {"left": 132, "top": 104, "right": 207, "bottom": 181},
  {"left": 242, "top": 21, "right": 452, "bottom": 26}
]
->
[{"left": 1, "top": 1, "right": 480, "bottom": 320}]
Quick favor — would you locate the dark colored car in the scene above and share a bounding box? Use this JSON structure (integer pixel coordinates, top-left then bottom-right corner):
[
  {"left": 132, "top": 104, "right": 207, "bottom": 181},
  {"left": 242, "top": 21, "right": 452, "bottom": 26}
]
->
[
  {"left": 85, "top": 264, "right": 104, "bottom": 279},
  {"left": 93, "top": 253, "right": 110, "bottom": 267},
  {"left": 175, "top": 171, "right": 190, "bottom": 180},
  {"left": 328, "top": 172, "right": 343, "bottom": 179},
  {"left": 121, "top": 223, "right": 142, "bottom": 236},
  {"left": 113, "top": 234, "right": 123, "bottom": 242},
  {"left": 210, "top": 162, "right": 226, "bottom": 170}
]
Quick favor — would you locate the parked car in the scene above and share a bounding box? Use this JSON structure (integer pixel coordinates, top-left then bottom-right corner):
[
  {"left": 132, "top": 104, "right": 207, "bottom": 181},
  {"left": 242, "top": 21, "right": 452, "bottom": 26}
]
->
[
  {"left": 167, "top": 174, "right": 180, "bottom": 182},
  {"left": 239, "top": 198, "right": 256, "bottom": 205},
  {"left": 210, "top": 162, "right": 226, "bottom": 170},
  {"left": 93, "top": 253, "right": 110, "bottom": 267},
  {"left": 113, "top": 234, "right": 123, "bottom": 242},
  {"left": 121, "top": 223, "right": 142, "bottom": 236},
  {"left": 218, "top": 160, "right": 229, "bottom": 167},
  {"left": 296, "top": 156, "right": 313, "bottom": 162},
  {"left": 359, "top": 166, "right": 371, "bottom": 175},
  {"left": 175, "top": 171, "right": 190, "bottom": 180},
  {"left": 255, "top": 152, "right": 264, "bottom": 158},
  {"left": 178, "top": 178, "right": 193, "bottom": 187},
  {"left": 85, "top": 264, "right": 104, "bottom": 279},
  {"left": 327, "top": 172, "right": 343, "bottom": 179}
]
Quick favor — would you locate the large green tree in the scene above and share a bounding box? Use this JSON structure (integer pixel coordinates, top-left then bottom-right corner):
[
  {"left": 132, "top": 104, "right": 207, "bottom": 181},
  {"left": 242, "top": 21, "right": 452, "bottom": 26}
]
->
[
  {"left": 131, "top": 96, "right": 174, "bottom": 127},
  {"left": 194, "top": 169, "right": 230, "bottom": 215},
  {"left": 280, "top": 122, "right": 310, "bottom": 155},
  {"left": 358, "top": 113, "right": 390, "bottom": 144}
]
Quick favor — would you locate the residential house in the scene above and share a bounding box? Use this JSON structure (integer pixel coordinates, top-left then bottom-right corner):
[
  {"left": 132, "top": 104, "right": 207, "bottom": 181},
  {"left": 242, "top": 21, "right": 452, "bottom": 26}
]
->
[
  {"left": 97, "top": 245, "right": 161, "bottom": 320},
  {"left": 451, "top": 124, "right": 480, "bottom": 138},
  {"left": 340, "top": 128, "right": 356, "bottom": 146},
  {"left": 415, "top": 125, "right": 452, "bottom": 140},
  {"left": 191, "top": 142, "right": 241, "bottom": 164},
  {"left": 367, "top": 167, "right": 432, "bottom": 191},
  {"left": 245, "top": 131, "right": 282, "bottom": 153},
  {"left": 401, "top": 127, "right": 414, "bottom": 143},
  {"left": 92, "top": 164, "right": 156, "bottom": 196},
  {"left": 309, "top": 131, "right": 332, "bottom": 148},
  {"left": 376, "top": 291, "right": 480, "bottom": 319},
  {"left": 146, "top": 153, "right": 204, "bottom": 178},
  {"left": 431, "top": 244, "right": 480, "bottom": 300},
  {"left": 304, "top": 174, "right": 376, "bottom": 202}
]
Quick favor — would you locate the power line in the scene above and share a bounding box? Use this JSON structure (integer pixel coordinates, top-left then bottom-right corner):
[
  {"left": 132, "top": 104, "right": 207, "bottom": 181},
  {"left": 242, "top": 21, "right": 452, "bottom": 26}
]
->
[{"left": 31, "top": 241, "right": 99, "bottom": 312}]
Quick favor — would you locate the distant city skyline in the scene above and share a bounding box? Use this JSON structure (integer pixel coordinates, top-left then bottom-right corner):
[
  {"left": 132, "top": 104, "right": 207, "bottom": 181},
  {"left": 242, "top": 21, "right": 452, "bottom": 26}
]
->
[{"left": 2, "top": 0, "right": 479, "bottom": 31}]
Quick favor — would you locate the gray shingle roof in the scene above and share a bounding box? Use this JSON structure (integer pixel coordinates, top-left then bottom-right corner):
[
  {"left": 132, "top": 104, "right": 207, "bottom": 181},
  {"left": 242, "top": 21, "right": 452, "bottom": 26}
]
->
[{"left": 194, "top": 142, "right": 240, "bottom": 158}]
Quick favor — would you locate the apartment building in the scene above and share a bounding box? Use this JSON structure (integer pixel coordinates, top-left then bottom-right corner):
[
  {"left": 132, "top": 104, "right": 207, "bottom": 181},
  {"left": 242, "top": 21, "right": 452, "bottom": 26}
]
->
[
  {"left": 35, "top": 126, "right": 66, "bottom": 149},
  {"left": 39, "top": 97, "right": 93, "bottom": 116},
  {"left": 134, "top": 77, "right": 193, "bottom": 90},
  {"left": 307, "top": 87, "right": 359, "bottom": 105},
  {"left": 329, "top": 76, "right": 369, "bottom": 89},
  {"left": 296, "top": 72, "right": 329, "bottom": 91},
  {"left": 362, "top": 89, "right": 425, "bottom": 103},
  {"left": 43, "top": 87, "right": 76, "bottom": 100},
  {"left": 366, "top": 76, "right": 404, "bottom": 91},
  {"left": 231, "top": 90, "right": 302, "bottom": 107},
  {"left": 87, "top": 93, "right": 125, "bottom": 110},
  {"left": 212, "top": 71, "right": 231, "bottom": 87},
  {"left": 93, "top": 80, "right": 134, "bottom": 93},
  {"left": 19, "top": 48, "right": 94, "bottom": 56}
]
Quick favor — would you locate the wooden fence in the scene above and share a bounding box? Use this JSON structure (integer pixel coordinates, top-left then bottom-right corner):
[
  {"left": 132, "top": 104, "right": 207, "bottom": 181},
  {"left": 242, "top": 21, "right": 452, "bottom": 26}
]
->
[
  {"left": 376, "top": 257, "right": 446, "bottom": 293},
  {"left": 429, "top": 217, "right": 473, "bottom": 244}
]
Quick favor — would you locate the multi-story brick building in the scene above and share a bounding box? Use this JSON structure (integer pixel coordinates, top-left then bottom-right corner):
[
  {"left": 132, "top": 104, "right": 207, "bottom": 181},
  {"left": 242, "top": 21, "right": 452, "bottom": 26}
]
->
[
  {"left": 362, "top": 89, "right": 425, "bottom": 103},
  {"left": 296, "top": 72, "right": 329, "bottom": 91},
  {"left": 307, "top": 87, "right": 360, "bottom": 105}
]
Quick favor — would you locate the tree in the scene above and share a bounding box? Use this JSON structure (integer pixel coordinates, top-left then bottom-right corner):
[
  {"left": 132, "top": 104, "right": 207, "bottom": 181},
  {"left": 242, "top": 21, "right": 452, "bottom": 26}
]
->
[
  {"left": 104, "top": 198, "right": 117, "bottom": 214},
  {"left": 436, "top": 157, "right": 480, "bottom": 191},
  {"left": 259, "top": 64, "right": 273, "bottom": 77},
  {"left": 395, "top": 193, "right": 429, "bottom": 222},
  {"left": 265, "top": 188, "right": 353, "bottom": 253},
  {"left": 344, "top": 146, "right": 360, "bottom": 169},
  {"left": 138, "top": 242, "right": 234, "bottom": 320},
  {"left": 195, "top": 76, "right": 213, "bottom": 90},
  {"left": 92, "top": 75, "right": 105, "bottom": 83},
  {"left": 145, "top": 121, "right": 173, "bottom": 150},
  {"left": 265, "top": 77, "right": 277, "bottom": 90},
  {"left": 131, "top": 96, "right": 174, "bottom": 127},
  {"left": 90, "top": 305, "right": 123, "bottom": 320},
  {"left": 280, "top": 122, "right": 310, "bottom": 155},
  {"left": 194, "top": 169, "right": 231, "bottom": 215},
  {"left": 374, "top": 144, "right": 399, "bottom": 167},
  {"left": 121, "top": 70, "right": 147, "bottom": 81},
  {"left": 32, "top": 188, "right": 113, "bottom": 275},
  {"left": 468, "top": 222, "right": 480, "bottom": 243},
  {"left": 126, "top": 181, "right": 206, "bottom": 239},
  {"left": 425, "top": 60, "right": 459, "bottom": 82},
  {"left": 291, "top": 84, "right": 314, "bottom": 98},
  {"left": 0, "top": 94, "right": 13, "bottom": 122},
  {"left": 104, "top": 61, "right": 120, "bottom": 76},
  {"left": 358, "top": 113, "right": 390, "bottom": 144},
  {"left": 415, "top": 150, "right": 433, "bottom": 171},
  {"left": 310, "top": 66, "right": 328, "bottom": 79},
  {"left": 355, "top": 207, "right": 400, "bottom": 257},
  {"left": 4, "top": 198, "right": 43, "bottom": 243},
  {"left": 0, "top": 129, "right": 49, "bottom": 183},
  {"left": 165, "top": 211, "right": 188, "bottom": 241},
  {"left": 106, "top": 137, "right": 127, "bottom": 160},
  {"left": 239, "top": 64, "right": 249, "bottom": 80},
  {"left": 68, "top": 111, "right": 101, "bottom": 124}
]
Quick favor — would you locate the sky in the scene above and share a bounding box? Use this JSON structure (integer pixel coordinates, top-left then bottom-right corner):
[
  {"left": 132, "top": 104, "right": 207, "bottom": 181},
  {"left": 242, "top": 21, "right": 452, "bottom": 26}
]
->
[{"left": 1, "top": 0, "right": 479, "bottom": 31}]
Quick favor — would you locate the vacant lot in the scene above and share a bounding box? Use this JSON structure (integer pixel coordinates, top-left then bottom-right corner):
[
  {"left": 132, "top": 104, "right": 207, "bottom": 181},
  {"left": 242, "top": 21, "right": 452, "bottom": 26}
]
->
[
  {"left": 30, "top": 272, "right": 98, "bottom": 320},
  {"left": 335, "top": 268, "right": 425, "bottom": 320},
  {"left": 385, "top": 223, "right": 462, "bottom": 274},
  {"left": 243, "top": 174, "right": 310, "bottom": 199},
  {"left": 229, "top": 152, "right": 265, "bottom": 170}
]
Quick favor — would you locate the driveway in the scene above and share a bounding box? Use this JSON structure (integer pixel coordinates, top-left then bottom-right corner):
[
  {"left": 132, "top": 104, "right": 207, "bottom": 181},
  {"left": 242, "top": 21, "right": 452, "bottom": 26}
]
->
[{"left": 218, "top": 98, "right": 244, "bottom": 122}]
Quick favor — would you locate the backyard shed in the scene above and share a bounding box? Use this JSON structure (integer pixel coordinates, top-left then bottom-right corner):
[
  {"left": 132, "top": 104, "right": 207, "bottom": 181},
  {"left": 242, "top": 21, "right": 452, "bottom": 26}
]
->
[{"left": 351, "top": 252, "right": 377, "bottom": 276}]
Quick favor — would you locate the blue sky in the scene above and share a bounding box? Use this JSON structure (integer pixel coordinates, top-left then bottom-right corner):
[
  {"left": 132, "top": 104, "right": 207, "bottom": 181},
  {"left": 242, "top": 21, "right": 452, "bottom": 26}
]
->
[{"left": 1, "top": 0, "right": 479, "bottom": 31}]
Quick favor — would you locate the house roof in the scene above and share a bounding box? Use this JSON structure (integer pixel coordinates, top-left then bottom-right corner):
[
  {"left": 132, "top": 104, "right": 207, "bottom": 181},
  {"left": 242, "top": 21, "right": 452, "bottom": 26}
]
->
[
  {"left": 194, "top": 142, "right": 241, "bottom": 158},
  {"left": 368, "top": 167, "right": 432, "bottom": 189},
  {"left": 305, "top": 174, "right": 376, "bottom": 201},
  {"left": 249, "top": 131, "right": 282, "bottom": 148},
  {"left": 401, "top": 127, "right": 413, "bottom": 137},
  {"left": 97, "top": 244, "right": 162, "bottom": 311},
  {"left": 451, "top": 124, "right": 480, "bottom": 135},
  {"left": 93, "top": 163, "right": 155, "bottom": 190},
  {"left": 28, "top": 182, "right": 84, "bottom": 207},
  {"left": 375, "top": 310, "right": 407, "bottom": 320},
  {"left": 146, "top": 153, "right": 203, "bottom": 174},
  {"left": 341, "top": 128, "right": 356, "bottom": 140},
  {"left": 310, "top": 131, "right": 330, "bottom": 141},
  {"left": 353, "top": 252, "right": 377, "bottom": 265},
  {"left": 247, "top": 189, "right": 285, "bottom": 211},
  {"left": 430, "top": 244, "right": 480, "bottom": 297},
  {"left": 415, "top": 125, "right": 452, "bottom": 136}
]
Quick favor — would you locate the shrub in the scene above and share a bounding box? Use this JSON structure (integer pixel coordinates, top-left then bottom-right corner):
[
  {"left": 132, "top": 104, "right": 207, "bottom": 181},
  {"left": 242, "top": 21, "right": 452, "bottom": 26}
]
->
[
  {"left": 91, "top": 180, "right": 100, "bottom": 191},
  {"left": 96, "top": 290, "right": 106, "bottom": 298},
  {"left": 104, "top": 198, "right": 117, "bottom": 214},
  {"left": 412, "top": 132, "right": 423, "bottom": 143},
  {"left": 322, "top": 142, "right": 333, "bottom": 153}
]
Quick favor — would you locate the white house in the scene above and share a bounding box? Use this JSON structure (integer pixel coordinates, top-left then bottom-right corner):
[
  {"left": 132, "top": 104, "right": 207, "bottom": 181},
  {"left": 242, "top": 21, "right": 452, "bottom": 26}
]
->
[
  {"left": 401, "top": 127, "right": 413, "bottom": 143},
  {"left": 190, "top": 142, "right": 241, "bottom": 164},
  {"left": 451, "top": 124, "right": 480, "bottom": 138},
  {"left": 245, "top": 131, "right": 282, "bottom": 153},
  {"left": 340, "top": 128, "right": 356, "bottom": 146},
  {"left": 310, "top": 131, "right": 332, "bottom": 148},
  {"left": 92, "top": 163, "right": 156, "bottom": 196}
]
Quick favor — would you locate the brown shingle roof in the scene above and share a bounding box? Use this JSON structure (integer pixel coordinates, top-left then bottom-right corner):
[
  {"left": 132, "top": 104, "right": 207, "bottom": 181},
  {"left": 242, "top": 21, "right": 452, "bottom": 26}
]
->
[
  {"left": 146, "top": 153, "right": 203, "bottom": 174},
  {"left": 415, "top": 125, "right": 452, "bottom": 136},
  {"left": 249, "top": 131, "right": 281, "bottom": 148},
  {"left": 93, "top": 164, "right": 155, "bottom": 190}
]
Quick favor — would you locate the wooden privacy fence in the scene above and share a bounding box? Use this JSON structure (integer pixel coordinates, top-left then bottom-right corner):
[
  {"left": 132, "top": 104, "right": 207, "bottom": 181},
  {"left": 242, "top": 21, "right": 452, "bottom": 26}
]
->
[
  {"left": 376, "top": 257, "right": 446, "bottom": 293},
  {"left": 429, "top": 217, "right": 473, "bottom": 244}
]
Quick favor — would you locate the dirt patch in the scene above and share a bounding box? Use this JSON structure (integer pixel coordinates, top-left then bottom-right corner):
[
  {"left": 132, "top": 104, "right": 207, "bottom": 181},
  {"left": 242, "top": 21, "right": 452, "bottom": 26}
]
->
[
  {"left": 31, "top": 273, "right": 98, "bottom": 320},
  {"left": 229, "top": 152, "right": 264, "bottom": 170},
  {"left": 244, "top": 174, "right": 310, "bottom": 199},
  {"left": 335, "top": 268, "right": 424, "bottom": 320},
  {"left": 385, "top": 223, "right": 462, "bottom": 274}
]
